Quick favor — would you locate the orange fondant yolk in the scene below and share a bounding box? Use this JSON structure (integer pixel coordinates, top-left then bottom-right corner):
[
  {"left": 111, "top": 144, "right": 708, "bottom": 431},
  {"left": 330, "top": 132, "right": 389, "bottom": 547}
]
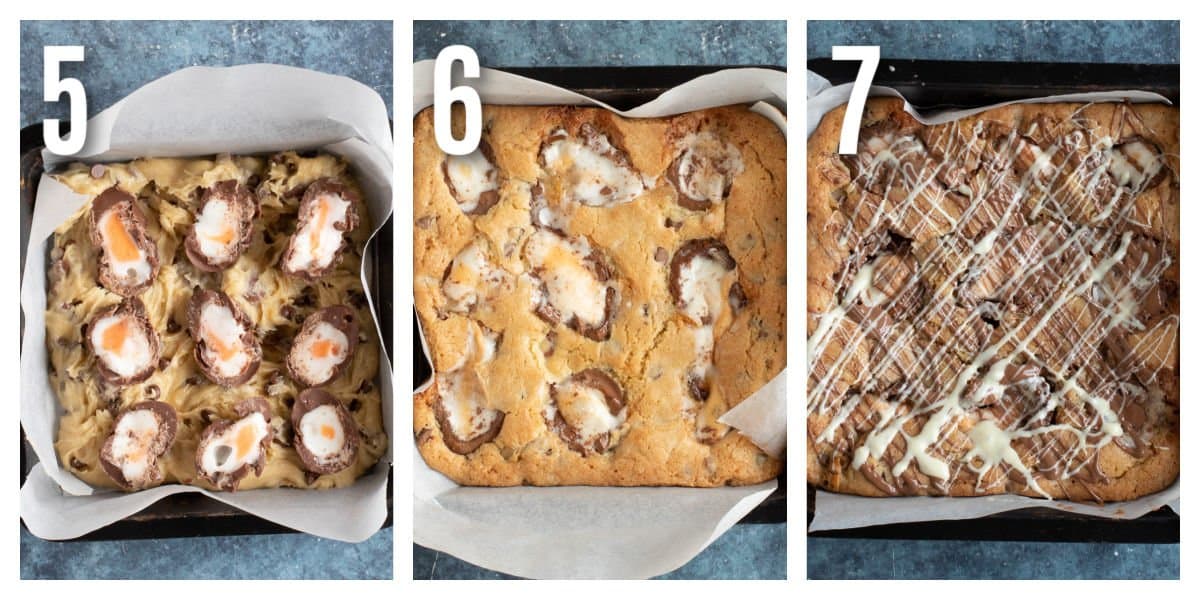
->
[
  {"left": 320, "top": 424, "right": 336, "bottom": 440},
  {"left": 101, "top": 319, "right": 131, "bottom": 354},
  {"left": 235, "top": 423, "right": 257, "bottom": 460},
  {"left": 103, "top": 212, "right": 141, "bottom": 262},
  {"left": 208, "top": 225, "right": 235, "bottom": 246},
  {"left": 205, "top": 328, "right": 241, "bottom": 362},
  {"left": 310, "top": 337, "right": 341, "bottom": 359}
]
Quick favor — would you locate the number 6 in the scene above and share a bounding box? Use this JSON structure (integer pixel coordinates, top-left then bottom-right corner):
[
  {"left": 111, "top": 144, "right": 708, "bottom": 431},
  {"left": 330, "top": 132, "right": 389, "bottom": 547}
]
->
[
  {"left": 832, "top": 46, "right": 880, "bottom": 156},
  {"left": 434, "top": 45, "right": 483, "bottom": 156},
  {"left": 44, "top": 45, "right": 88, "bottom": 156}
]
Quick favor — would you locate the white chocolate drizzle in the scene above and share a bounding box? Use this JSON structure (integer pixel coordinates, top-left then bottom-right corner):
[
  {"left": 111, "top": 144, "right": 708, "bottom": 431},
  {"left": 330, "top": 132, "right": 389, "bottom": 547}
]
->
[{"left": 808, "top": 106, "right": 1175, "bottom": 498}]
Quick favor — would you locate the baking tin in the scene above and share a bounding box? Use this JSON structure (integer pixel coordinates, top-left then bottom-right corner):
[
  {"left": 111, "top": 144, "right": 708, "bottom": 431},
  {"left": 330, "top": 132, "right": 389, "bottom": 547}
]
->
[
  {"left": 19, "top": 122, "right": 394, "bottom": 540},
  {"left": 412, "top": 65, "right": 787, "bottom": 525},
  {"left": 806, "top": 58, "right": 1180, "bottom": 543}
]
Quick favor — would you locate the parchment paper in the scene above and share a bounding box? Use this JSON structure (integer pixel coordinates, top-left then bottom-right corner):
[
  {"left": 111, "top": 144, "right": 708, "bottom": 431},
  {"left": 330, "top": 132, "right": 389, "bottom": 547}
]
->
[
  {"left": 412, "top": 63, "right": 787, "bottom": 579},
  {"left": 806, "top": 70, "right": 1179, "bottom": 531},
  {"left": 20, "top": 64, "right": 394, "bottom": 543}
]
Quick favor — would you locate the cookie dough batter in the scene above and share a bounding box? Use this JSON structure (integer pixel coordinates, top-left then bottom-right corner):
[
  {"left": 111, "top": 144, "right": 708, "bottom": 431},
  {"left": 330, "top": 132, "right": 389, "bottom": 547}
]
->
[{"left": 46, "top": 151, "right": 387, "bottom": 492}]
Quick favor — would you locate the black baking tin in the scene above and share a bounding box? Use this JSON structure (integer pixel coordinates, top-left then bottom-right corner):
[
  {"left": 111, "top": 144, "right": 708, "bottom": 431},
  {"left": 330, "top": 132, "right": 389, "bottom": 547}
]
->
[
  {"left": 807, "top": 58, "right": 1179, "bottom": 543},
  {"left": 413, "top": 65, "right": 787, "bottom": 525},
  {"left": 19, "top": 122, "right": 394, "bottom": 541}
]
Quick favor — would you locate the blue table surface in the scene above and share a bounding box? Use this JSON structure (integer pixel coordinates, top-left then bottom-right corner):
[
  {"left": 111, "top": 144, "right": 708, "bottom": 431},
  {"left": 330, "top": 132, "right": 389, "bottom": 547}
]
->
[
  {"left": 806, "top": 19, "right": 1179, "bottom": 580},
  {"left": 19, "top": 20, "right": 393, "bottom": 127}
]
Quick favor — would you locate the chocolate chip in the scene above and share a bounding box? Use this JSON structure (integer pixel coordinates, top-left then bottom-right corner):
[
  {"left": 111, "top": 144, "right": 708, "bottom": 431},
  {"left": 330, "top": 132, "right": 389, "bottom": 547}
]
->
[
  {"left": 186, "top": 375, "right": 203, "bottom": 386},
  {"left": 355, "top": 380, "right": 373, "bottom": 394},
  {"left": 348, "top": 398, "right": 362, "bottom": 412},
  {"left": 295, "top": 287, "right": 317, "bottom": 308},
  {"left": 200, "top": 408, "right": 216, "bottom": 424},
  {"left": 70, "top": 457, "right": 88, "bottom": 470},
  {"left": 346, "top": 289, "right": 368, "bottom": 310},
  {"left": 304, "top": 471, "right": 320, "bottom": 485},
  {"left": 157, "top": 358, "right": 170, "bottom": 371},
  {"left": 166, "top": 318, "right": 181, "bottom": 334},
  {"left": 144, "top": 384, "right": 160, "bottom": 401},
  {"left": 729, "top": 282, "right": 748, "bottom": 314},
  {"left": 654, "top": 247, "right": 668, "bottom": 263}
]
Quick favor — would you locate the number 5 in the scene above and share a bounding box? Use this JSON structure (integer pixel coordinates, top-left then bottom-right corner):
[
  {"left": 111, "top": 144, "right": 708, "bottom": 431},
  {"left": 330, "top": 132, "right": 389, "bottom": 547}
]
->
[
  {"left": 434, "top": 45, "right": 482, "bottom": 156},
  {"left": 832, "top": 46, "right": 879, "bottom": 155},
  {"left": 44, "top": 46, "right": 88, "bottom": 155}
]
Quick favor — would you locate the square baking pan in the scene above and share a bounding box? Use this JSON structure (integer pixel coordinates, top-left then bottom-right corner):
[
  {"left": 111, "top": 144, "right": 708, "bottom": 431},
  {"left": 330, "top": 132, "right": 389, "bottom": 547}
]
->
[
  {"left": 19, "top": 122, "right": 394, "bottom": 540},
  {"left": 412, "top": 64, "right": 786, "bottom": 524},
  {"left": 806, "top": 58, "right": 1179, "bottom": 543}
]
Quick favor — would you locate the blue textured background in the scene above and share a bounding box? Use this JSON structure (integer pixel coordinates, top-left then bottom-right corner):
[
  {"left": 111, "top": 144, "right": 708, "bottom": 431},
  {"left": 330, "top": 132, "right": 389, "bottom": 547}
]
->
[
  {"left": 808, "top": 20, "right": 1179, "bottom": 580},
  {"left": 20, "top": 20, "right": 393, "bottom": 127},
  {"left": 807, "top": 20, "right": 1179, "bottom": 64},
  {"left": 414, "top": 19, "right": 786, "bottom": 579},
  {"left": 19, "top": 20, "right": 393, "bottom": 580},
  {"left": 414, "top": 20, "right": 786, "bottom": 68}
]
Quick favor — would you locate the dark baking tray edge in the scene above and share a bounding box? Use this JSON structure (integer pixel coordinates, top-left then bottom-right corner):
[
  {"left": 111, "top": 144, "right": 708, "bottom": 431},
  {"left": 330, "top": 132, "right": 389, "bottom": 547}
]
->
[
  {"left": 19, "top": 122, "right": 394, "bottom": 541},
  {"left": 806, "top": 58, "right": 1179, "bottom": 543},
  {"left": 412, "top": 64, "right": 787, "bottom": 525}
]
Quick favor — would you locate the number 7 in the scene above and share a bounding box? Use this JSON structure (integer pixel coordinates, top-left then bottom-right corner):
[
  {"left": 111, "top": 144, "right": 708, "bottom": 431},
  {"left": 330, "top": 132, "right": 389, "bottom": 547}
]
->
[{"left": 832, "top": 46, "right": 880, "bottom": 156}]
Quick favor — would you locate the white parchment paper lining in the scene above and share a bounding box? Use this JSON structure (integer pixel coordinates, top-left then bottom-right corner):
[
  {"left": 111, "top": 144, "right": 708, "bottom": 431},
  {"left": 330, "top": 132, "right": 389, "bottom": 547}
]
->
[
  {"left": 806, "top": 70, "right": 1179, "bottom": 531},
  {"left": 20, "top": 64, "right": 395, "bottom": 543},
  {"left": 413, "top": 63, "right": 786, "bottom": 579}
]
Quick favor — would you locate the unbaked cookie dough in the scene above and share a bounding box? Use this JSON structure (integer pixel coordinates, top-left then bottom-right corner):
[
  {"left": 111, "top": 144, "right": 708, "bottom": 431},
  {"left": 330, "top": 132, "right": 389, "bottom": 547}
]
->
[{"left": 46, "top": 151, "right": 387, "bottom": 492}]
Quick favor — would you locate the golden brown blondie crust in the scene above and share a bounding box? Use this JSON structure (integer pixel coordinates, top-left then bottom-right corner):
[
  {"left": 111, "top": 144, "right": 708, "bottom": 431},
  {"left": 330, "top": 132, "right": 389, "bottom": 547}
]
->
[
  {"left": 414, "top": 104, "right": 785, "bottom": 486},
  {"left": 807, "top": 98, "right": 1179, "bottom": 501}
]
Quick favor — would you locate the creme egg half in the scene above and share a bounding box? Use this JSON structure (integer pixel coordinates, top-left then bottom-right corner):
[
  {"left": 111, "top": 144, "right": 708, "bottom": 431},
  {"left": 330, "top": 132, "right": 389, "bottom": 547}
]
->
[
  {"left": 199, "top": 413, "right": 270, "bottom": 476},
  {"left": 90, "top": 313, "right": 154, "bottom": 378},
  {"left": 198, "top": 302, "right": 251, "bottom": 379},
  {"left": 292, "top": 321, "right": 350, "bottom": 385},
  {"left": 193, "top": 197, "right": 240, "bottom": 261},
  {"left": 98, "top": 209, "right": 153, "bottom": 286},
  {"left": 109, "top": 409, "right": 161, "bottom": 483},
  {"left": 284, "top": 191, "right": 350, "bottom": 274},
  {"left": 298, "top": 404, "right": 346, "bottom": 459}
]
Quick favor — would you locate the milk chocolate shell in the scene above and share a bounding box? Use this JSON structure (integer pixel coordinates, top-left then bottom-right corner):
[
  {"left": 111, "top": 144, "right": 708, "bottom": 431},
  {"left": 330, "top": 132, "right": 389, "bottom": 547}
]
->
[
  {"left": 667, "top": 131, "right": 744, "bottom": 210},
  {"left": 285, "top": 305, "right": 359, "bottom": 388},
  {"left": 442, "top": 139, "right": 501, "bottom": 215},
  {"left": 89, "top": 187, "right": 160, "bottom": 297},
  {"left": 291, "top": 388, "right": 360, "bottom": 474},
  {"left": 184, "top": 180, "right": 258, "bottom": 272},
  {"left": 669, "top": 238, "right": 738, "bottom": 325},
  {"left": 187, "top": 288, "right": 262, "bottom": 387},
  {"left": 279, "top": 178, "right": 360, "bottom": 280},
  {"left": 86, "top": 297, "right": 162, "bottom": 386},
  {"left": 546, "top": 368, "right": 627, "bottom": 455},
  {"left": 433, "top": 391, "right": 505, "bottom": 456},
  {"left": 99, "top": 400, "right": 178, "bottom": 490},
  {"left": 194, "top": 397, "right": 272, "bottom": 491}
]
